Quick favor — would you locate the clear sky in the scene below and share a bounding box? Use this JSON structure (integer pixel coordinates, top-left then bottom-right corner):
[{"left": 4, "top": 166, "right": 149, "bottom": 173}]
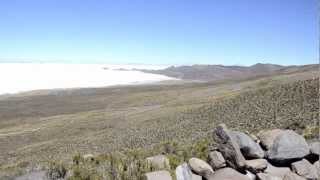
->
[{"left": 0, "top": 0, "right": 318, "bottom": 65}]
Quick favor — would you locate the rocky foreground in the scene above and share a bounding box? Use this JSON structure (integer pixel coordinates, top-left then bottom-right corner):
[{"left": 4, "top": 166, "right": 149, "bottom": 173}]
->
[
  {"left": 144, "top": 124, "right": 320, "bottom": 180},
  {"left": 15, "top": 124, "right": 319, "bottom": 180}
]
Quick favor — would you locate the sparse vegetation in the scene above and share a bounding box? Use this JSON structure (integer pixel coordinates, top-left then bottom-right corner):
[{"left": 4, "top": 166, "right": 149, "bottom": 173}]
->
[
  {"left": 0, "top": 69, "right": 318, "bottom": 178},
  {"left": 47, "top": 161, "right": 67, "bottom": 180},
  {"left": 52, "top": 140, "right": 211, "bottom": 180},
  {"left": 303, "top": 125, "right": 320, "bottom": 140}
]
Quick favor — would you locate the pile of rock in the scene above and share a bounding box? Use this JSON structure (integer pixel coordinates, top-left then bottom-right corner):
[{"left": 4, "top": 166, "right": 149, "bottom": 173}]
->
[{"left": 144, "top": 124, "right": 320, "bottom": 180}]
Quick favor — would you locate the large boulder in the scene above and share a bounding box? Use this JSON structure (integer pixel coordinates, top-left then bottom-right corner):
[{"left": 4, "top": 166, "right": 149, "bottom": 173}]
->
[
  {"left": 309, "top": 141, "right": 320, "bottom": 156},
  {"left": 264, "top": 162, "right": 291, "bottom": 178},
  {"left": 188, "top": 158, "right": 214, "bottom": 178},
  {"left": 146, "top": 155, "right": 170, "bottom": 169},
  {"left": 207, "top": 167, "right": 250, "bottom": 180},
  {"left": 208, "top": 151, "right": 226, "bottom": 170},
  {"left": 257, "top": 129, "right": 284, "bottom": 150},
  {"left": 145, "top": 170, "right": 172, "bottom": 180},
  {"left": 256, "top": 173, "right": 282, "bottom": 180},
  {"left": 175, "top": 163, "right": 202, "bottom": 180},
  {"left": 267, "top": 130, "right": 309, "bottom": 162},
  {"left": 213, "top": 124, "right": 246, "bottom": 170},
  {"left": 283, "top": 172, "right": 306, "bottom": 180},
  {"left": 230, "top": 131, "right": 265, "bottom": 159},
  {"left": 291, "top": 159, "right": 318, "bottom": 180},
  {"left": 245, "top": 159, "right": 268, "bottom": 173},
  {"left": 259, "top": 172, "right": 306, "bottom": 180}
]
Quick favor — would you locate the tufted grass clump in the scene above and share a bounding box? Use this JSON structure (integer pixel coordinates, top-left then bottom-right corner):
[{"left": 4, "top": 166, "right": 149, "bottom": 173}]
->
[
  {"left": 68, "top": 151, "right": 152, "bottom": 180},
  {"left": 64, "top": 139, "right": 215, "bottom": 180},
  {"left": 303, "top": 125, "right": 320, "bottom": 140},
  {"left": 46, "top": 161, "right": 67, "bottom": 180}
]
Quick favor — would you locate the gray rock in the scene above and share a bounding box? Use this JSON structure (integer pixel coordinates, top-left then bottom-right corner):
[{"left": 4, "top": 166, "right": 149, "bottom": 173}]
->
[
  {"left": 213, "top": 124, "right": 246, "bottom": 170},
  {"left": 245, "top": 159, "right": 268, "bottom": 173},
  {"left": 245, "top": 170, "right": 256, "bottom": 180},
  {"left": 146, "top": 155, "right": 170, "bottom": 169},
  {"left": 313, "top": 161, "right": 320, "bottom": 178},
  {"left": 257, "top": 129, "right": 284, "bottom": 150},
  {"left": 175, "top": 163, "right": 202, "bottom": 180},
  {"left": 208, "top": 151, "right": 226, "bottom": 170},
  {"left": 256, "top": 173, "right": 282, "bottom": 180},
  {"left": 231, "top": 131, "right": 265, "bottom": 159},
  {"left": 264, "top": 162, "right": 291, "bottom": 178},
  {"left": 291, "top": 159, "right": 318, "bottom": 180},
  {"left": 207, "top": 167, "right": 250, "bottom": 180},
  {"left": 309, "top": 142, "right": 320, "bottom": 156},
  {"left": 190, "top": 174, "right": 202, "bottom": 180},
  {"left": 188, "top": 158, "right": 214, "bottom": 178},
  {"left": 248, "top": 133, "right": 259, "bottom": 143},
  {"left": 268, "top": 130, "right": 309, "bottom": 162},
  {"left": 283, "top": 171, "right": 306, "bottom": 180},
  {"left": 145, "top": 170, "right": 172, "bottom": 180}
]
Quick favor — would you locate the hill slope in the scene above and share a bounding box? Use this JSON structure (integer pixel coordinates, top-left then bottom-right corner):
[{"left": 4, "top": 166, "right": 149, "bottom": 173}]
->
[
  {"left": 140, "top": 64, "right": 318, "bottom": 81},
  {"left": 0, "top": 68, "right": 318, "bottom": 177}
]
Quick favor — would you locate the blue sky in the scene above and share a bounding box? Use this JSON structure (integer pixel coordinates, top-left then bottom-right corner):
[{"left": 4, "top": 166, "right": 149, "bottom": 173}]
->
[{"left": 0, "top": 0, "right": 317, "bottom": 65}]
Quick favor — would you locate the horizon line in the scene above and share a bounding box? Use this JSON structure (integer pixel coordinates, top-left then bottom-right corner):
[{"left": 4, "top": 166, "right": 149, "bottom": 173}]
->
[{"left": 0, "top": 58, "right": 317, "bottom": 67}]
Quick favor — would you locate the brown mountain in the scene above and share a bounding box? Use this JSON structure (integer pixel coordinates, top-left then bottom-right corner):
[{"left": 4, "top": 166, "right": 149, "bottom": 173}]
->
[{"left": 140, "top": 63, "right": 318, "bottom": 82}]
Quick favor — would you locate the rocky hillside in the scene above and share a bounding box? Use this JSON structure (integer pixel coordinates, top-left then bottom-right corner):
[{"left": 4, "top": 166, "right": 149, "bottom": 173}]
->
[
  {"left": 0, "top": 70, "right": 318, "bottom": 179},
  {"left": 10, "top": 78, "right": 320, "bottom": 180},
  {"left": 19, "top": 124, "right": 320, "bottom": 180}
]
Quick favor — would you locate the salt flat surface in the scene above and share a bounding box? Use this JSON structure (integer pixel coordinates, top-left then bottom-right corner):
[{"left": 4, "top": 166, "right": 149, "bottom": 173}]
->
[{"left": 0, "top": 63, "right": 175, "bottom": 95}]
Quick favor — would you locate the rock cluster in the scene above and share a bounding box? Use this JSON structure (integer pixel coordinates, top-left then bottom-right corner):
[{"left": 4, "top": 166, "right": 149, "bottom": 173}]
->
[{"left": 144, "top": 124, "right": 320, "bottom": 180}]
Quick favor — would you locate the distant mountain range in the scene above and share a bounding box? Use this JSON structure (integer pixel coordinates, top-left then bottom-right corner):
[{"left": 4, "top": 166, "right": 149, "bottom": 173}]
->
[{"left": 140, "top": 63, "right": 319, "bottom": 82}]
